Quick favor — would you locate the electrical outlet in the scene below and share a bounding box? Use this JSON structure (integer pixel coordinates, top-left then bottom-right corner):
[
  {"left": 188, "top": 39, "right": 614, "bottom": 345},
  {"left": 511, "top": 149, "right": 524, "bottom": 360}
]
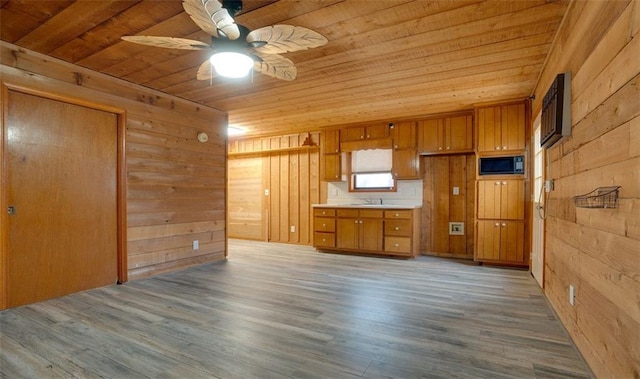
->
[
  {"left": 569, "top": 284, "right": 575, "bottom": 306},
  {"left": 193, "top": 240, "right": 199, "bottom": 250},
  {"left": 290, "top": 225, "right": 296, "bottom": 233},
  {"left": 265, "top": 189, "right": 270, "bottom": 196},
  {"left": 545, "top": 179, "right": 555, "bottom": 192},
  {"left": 453, "top": 186, "right": 460, "bottom": 195}
]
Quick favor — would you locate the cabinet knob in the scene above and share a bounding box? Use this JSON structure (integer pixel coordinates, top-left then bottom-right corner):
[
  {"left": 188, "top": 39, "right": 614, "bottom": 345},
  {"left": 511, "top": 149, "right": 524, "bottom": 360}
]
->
[
  {"left": 446, "top": 146, "right": 450, "bottom": 150},
  {"left": 495, "top": 146, "right": 501, "bottom": 150},
  {"left": 354, "top": 220, "right": 358, "bottom": 224},
  {"left": 360, "top": 135, "right": 364, "bottom": 139},
  {"left": 322, "top": 211, "right": 326, "bottom": 215},
  {"left": 394, "top": 145, "right": 399, "bottom": 148},
  {"left": 395, "top": 226, "right": 400, "bottom": 231},
  {"left": 322, "top": 238, "right": 326, "bottom": 242},
  {"left": 394, "top": 243, "right": 400, "bottom": 247},
  {"left": 495, "top": 223, "right": 500, "bottom": 227},
  {"left": 438, "top": 147, "right": 443, "bottom": 150},
  {"left": 495, "top": 181, "right": 500, "bottom": 185},
  {"left": 366, "top": 135, "right": 370, "bottom": 138},
  {"left": 335, "top": 149, "right": 339, "bottom": 153},
  {"left": 502, "top": 181, "right": 507, "bottom": 185},
  {"left": 501, "top": 223, "right": 507, "bottom": 227},
  {"left": 322, "top": 223, "right": 326, "bottom": 227},
  {"left": 395, "top": 213, "right": 400, "bottom": 217},
  {"left": 503, "top": 146, "right": 507, "bottom": 150}
]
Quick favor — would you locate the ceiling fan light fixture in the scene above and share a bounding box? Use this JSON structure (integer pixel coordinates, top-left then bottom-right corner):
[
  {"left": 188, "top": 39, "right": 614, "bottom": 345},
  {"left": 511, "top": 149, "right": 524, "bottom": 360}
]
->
[{"left": 209, "top": 52, "right": 254, "bottom": 78}]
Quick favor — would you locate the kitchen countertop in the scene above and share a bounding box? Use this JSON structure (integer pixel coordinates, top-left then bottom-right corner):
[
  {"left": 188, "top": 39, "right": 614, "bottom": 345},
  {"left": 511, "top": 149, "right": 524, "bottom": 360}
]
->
[{"left": 312, "top": 204, "right": 422, "bottom": 209}]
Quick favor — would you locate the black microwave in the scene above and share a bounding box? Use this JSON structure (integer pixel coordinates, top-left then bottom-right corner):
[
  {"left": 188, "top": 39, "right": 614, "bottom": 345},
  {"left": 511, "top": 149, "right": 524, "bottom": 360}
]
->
[{"left": 479, "top": 155, "right": 524, "bottom": 175}]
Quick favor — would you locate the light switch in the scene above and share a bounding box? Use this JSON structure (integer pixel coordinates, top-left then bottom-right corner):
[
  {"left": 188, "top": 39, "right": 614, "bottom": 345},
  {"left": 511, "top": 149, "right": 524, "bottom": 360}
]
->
[{"left": 453, "top": 186, "right": 460, "bottom": 195}]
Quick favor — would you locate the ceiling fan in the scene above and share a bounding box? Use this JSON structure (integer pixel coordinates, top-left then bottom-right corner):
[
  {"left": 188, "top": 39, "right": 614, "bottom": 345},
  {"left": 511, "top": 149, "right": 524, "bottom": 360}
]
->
[{"left": 121, "top": 0, "right": 328, "bottom": 81}]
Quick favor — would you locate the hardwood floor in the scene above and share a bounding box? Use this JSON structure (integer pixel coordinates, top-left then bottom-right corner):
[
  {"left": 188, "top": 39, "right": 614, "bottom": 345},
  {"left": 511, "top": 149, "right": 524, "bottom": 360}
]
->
[{"left": 1, "top": 239, "right": 592, "bottom": 378}]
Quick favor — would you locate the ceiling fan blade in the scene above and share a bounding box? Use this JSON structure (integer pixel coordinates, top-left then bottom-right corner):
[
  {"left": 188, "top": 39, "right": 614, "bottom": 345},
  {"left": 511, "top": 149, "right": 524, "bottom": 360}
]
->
[
  {"left": 183, "top": 0, "right": 241, "bottom": 40},
  {"left": 254, "top": 53, "right": 297, "bottom": 81},
  {"left": 247, "top": 25, "right": 328, "bottom": 54},
  {"left": 196, "top": 59, "right": 215, "bottom": 81},
  {"left": 121, "top": 36, "right": 211, "bottom": 50}
]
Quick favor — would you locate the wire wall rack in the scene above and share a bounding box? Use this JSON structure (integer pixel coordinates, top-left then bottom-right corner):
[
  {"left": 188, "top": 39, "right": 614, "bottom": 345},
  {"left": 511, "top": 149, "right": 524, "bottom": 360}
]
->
[{"left": 573, "top": 186, "right": 621, "bottom": 209}]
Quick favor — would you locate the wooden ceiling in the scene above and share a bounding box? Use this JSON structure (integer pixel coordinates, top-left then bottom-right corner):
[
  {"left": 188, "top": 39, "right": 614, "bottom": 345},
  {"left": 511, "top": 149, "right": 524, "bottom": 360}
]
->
[{"left": 1, "top": 0, "right": 569, "bottom": 137}]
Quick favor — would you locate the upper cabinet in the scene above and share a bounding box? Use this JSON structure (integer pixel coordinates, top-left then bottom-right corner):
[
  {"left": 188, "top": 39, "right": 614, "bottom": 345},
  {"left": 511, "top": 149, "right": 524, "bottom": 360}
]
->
[
  {"left": 391, "top": 121, "right": 417, "bottom": 149},
  {"left": 340, "top": 123, "right": 389, "bottom": 142},
  {"left": 322, "top": 129, "right": 340, "bottom": 154},
  {"left": 418, "top": 114, "right": 473, "bottom": 154},
  {"left": 321, "top": 129, "right": 342, "bottom": 181},
  {"left": 476, "top": 102, "right": 526, "bottom": 153}
]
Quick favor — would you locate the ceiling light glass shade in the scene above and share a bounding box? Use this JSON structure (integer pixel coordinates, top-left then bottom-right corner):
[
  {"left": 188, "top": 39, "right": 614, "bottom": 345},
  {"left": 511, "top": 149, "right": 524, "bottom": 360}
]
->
[{"left": 209, "top": 52, "right": 254, "bottom": 78}]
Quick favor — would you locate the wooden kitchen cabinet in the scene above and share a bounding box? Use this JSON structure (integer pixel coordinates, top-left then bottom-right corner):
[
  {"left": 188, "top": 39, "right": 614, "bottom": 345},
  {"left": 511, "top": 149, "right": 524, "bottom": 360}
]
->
[
  {"left": 418, "top": 114, "right": 473, "bottom": 154},
  {"left": 383, "top": 210, "right": 417, "bottom": 256},
  {"left": 322, "top": 153, "right": 341, "bottom": 181},
  {"left": 476, "top": 102, "right": 526, "bottom": 153},
  {"left": 475, "top": 178, "right": 527, "bottom": 266},
  {"left": 336, "top": 209, "right": 383, "bottom": 251},
  {"left": 322, "top": 129, "right": 340, "bottom": 154},
  {"left": 313, "top": 208, "right": 336, "bottom": 248},
  {"left": 477, "top": 179, "right": 524, "bottom": 220},
  {"left": 340, "top": 123, "right": 389, "bottom": 142},
  {"left": 475, "top": 220, "right": 525, "bottom": 263},
  {"left": 312, "top": 206, "right": 421, "bottom": 257},
  {"left": 392, "top": 149, "right": 420, "bottom": 179},
  {"left": 391, "top": 121, "right": 417, "bottom": 149}
]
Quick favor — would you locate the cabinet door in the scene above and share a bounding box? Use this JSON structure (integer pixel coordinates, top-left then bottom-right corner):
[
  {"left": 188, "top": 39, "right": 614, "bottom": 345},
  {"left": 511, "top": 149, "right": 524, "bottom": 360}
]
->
[
  {"left": 446, "top": 115, "right": 473, "bottom": 152},
  {"left": 366, "top": 123, "right": 389, "bottom": 139},
  {"left": 477, "top": 180, "right": 502, "bottom": 219},
  {"left": 500, "top": 221, "right": 525, "bottom": 263},
  {"left": 393, "top": 149, "right": 419, "bottom": 179},
  {"left": 500, "top": 103, "right": 526, "bottom": 151},
  {"left": 476, "top": 106, "right": 501, "bottom": 153},
  {"left": 476, "top": 220, "right": 501, "bottom": 261},
  {"left": 337, "top": 218, "right": 359, "bottom": 249},
  {"left": 322, "top": 154, "right": 341, "bottom": 181},
  {"left": 392, "top": 121, "right": 417, "bottom": 149},
  {"left": 322, "top": 129, "right": 340, "bottom": 153},
  {"left": 360, "top": 219, "right": 383, "bottom": 251},
  {"left": 341, "top": 127, "right": 365, "bottom": 141},
  {"left": 499, "top": 180, "right": 524, "bottom": 220},
  {"left": 418, "top": 118, "right": 443, "bottom": 153}
]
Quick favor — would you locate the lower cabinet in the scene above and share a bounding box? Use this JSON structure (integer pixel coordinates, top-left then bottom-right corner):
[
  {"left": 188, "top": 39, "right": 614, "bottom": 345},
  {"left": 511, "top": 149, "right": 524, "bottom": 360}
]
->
[
  {"left": 336, "top": 209, "right": 384, "bottom": 251},
  {"left": 475, "top": 220, "right": 525, "bottom": 264},
  {"left": 313, "top": 206, "right": 421, "bottom": 258}
]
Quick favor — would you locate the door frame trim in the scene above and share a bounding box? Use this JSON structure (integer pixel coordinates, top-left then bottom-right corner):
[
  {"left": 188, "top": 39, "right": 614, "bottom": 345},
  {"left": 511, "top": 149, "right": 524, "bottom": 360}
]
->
[{"left": 0, "top": 82, "right": 128, "bottom": 309}]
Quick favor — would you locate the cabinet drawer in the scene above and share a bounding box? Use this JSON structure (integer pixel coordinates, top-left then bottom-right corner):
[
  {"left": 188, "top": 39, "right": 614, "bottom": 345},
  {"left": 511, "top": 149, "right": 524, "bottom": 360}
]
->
[
  {"left": 314, "top": 232, "right": 336, "bottom": 248},
  {"left": 384, "top": 219, "right": 412, "bottom": 236},
  {"left": 385, "top": 237, "right": 411, "bottom": 254},
  {"left": 314, "top": 208, "right": 335, "bottom": 217},
  {"left": 314, "top": 218, "right": 335, "bottom": 232},
  {"left": 337, "top": 209, "right": 359, "bottom": 218},
  {"left": 384, "top": 210, "right": 412, "bottom": 219},
  {"left": 359, "top": 209, "right": 383, "bottom": 218}
]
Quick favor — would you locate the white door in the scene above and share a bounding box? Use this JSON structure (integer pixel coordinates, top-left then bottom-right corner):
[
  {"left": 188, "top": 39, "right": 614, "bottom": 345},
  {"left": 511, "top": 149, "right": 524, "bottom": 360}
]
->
[{"left": 531, "top": 112, "right": 545, "bottom": 288}]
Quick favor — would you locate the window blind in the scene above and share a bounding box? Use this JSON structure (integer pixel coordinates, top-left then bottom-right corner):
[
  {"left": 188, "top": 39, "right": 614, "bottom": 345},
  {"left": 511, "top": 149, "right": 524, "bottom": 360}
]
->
[{"left": 352, "top": 149, "right": 392, "bottom": 173}]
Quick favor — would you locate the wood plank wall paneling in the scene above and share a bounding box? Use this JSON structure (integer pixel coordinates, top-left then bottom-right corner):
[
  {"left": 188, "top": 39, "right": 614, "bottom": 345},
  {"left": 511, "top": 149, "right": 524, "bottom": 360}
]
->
[
  {"left": 530, "top": 1, "right": 640, "bottom": 377},
  {"left": 420, "top": 154, "right": 475, "bottom": 259},
  {"left": 227, "top": 133, "right": 321, "bottom": 245},
  {"left": 0, "top": 42, "right": 227, "bottom": 283}
]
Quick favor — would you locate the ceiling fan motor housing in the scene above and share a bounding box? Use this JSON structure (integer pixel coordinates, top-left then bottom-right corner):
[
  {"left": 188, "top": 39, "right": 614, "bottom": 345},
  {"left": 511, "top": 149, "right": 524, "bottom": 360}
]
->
[{"left": 222, "top": 0, "right": 243, "bottom": 16}]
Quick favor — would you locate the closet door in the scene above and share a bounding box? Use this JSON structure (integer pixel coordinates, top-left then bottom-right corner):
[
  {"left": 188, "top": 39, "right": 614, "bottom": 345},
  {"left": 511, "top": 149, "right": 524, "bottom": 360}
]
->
[{"left": 4, "top": 90, "right": 118, "bottom": 308}]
